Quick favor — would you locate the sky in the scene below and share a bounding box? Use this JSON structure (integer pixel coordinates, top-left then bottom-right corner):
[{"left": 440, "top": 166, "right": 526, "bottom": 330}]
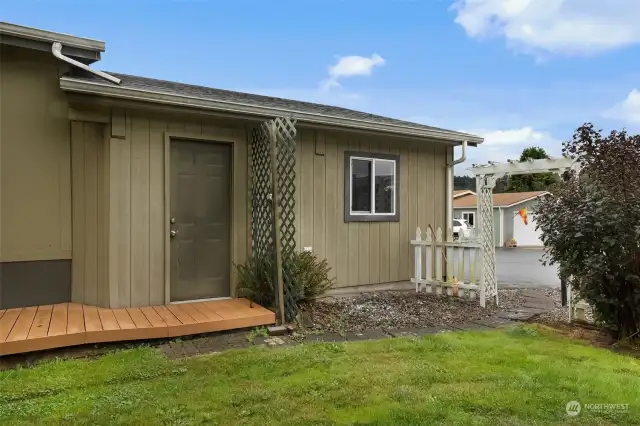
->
[{"left": 3, "top": 0, "right": 640, "bottom": 174}]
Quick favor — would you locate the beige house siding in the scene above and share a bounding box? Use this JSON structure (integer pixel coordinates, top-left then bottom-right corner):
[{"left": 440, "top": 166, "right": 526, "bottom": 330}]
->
[
  {"left": 70, "top": 121, "right": 110, "bottom": 307},
  {"left": 295, "top": 128, "right": 447, "bottom": 289},
  {"left": 95, "top": 110, "right": 250, "bottom": 308},
  {"left": 0, "top": 45, "right": 72, "bottom": 262}
]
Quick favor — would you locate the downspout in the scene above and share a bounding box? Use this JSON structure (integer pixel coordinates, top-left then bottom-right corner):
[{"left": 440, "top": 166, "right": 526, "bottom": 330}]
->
[
  {"left": 447, "top": 140, "right": 467, "bottom": 230},
  {"left": 51, "top": 42, "right": 121, "bottom": 85}
]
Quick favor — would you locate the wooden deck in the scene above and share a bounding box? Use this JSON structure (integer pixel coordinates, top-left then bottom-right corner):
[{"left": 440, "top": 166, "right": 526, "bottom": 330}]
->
[{"left": 0, "top": 298, "right": 275, "bottom": 356}]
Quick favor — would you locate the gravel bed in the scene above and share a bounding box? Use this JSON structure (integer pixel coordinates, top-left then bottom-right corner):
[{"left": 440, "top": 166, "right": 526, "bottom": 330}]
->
[
  {"left": 535, "top": 288, "right": 594, "bottom": 324},
  {"left": 300, "top": 289, "right": 526, "bottom": 334}
]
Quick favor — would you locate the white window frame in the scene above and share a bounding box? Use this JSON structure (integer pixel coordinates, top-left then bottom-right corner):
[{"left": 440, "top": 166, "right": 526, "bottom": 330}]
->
[
  {"left": 349, "top": 156, "right": 397, "bottom": 216},
  {"left": 462, "top": 211, "right": 476, "bottom": 227}
]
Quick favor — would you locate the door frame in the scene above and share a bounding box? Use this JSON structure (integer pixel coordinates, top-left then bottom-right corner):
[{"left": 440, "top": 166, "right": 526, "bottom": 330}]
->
[{"left": 163, "top": 131, "right": 236, "bottom": 304}]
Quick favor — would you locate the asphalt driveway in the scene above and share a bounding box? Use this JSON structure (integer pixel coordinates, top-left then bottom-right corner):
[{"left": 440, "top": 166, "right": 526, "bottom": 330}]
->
[{"left": 496, "top": 248, "right": 560, "bottom": 289}]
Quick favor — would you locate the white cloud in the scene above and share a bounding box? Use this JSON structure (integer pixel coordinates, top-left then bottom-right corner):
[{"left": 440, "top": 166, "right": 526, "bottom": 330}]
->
[
  {"left": 603, "top": 89, "right": 640, "bottom": 124},
  {"left": 452, "top": 0, "right": 640, "bottom": 55},
  {"left": 470, "top": 127, "right": 554, "bottom": 147},
  {"left": 321, "top": 54, "right": 385, "bottom": 90}
]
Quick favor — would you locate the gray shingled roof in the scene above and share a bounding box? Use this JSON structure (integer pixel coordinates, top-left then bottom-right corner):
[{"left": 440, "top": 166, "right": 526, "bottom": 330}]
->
[{"left": 70, "top": 71, "right": 476, "bottom": 139}]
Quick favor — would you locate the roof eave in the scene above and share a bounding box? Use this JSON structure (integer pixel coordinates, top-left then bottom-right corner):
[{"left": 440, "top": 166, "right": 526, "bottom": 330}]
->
[
  {"left": 0, "top": 22, "right": 104, "bottom": 63},
  {"left": 59, "top": 77, "right": 485, "bottom": 144},
  {"left": 503, "top": 192, "right": 550, "bottom": 208},
  {"left": 454, "top": 192, "right": 550, "bottom": 209},
  {"left": 0, "top": 22, "right": 105, "bottom": 51}
]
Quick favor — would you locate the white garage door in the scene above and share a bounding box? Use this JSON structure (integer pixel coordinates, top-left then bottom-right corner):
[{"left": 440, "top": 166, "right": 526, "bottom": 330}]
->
[{"left": 513, "top": 212, "right": 543, "bottom": 247}]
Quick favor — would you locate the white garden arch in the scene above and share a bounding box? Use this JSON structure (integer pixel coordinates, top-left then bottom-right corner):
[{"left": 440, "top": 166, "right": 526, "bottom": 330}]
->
[{"left": 469, "top": 157, "right": 580, "bottom": 307}]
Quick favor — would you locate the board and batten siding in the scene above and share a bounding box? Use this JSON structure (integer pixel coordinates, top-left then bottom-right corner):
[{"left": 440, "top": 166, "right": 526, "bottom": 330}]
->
[
  {"left": 103, "top": 111, "right": 249, "bottom": 308},
  {"left": 70, "top": 121, "right": 110, "bottom": 307},
  {"left": 295, "top": 128, "right": 448, "bottom": 289}
]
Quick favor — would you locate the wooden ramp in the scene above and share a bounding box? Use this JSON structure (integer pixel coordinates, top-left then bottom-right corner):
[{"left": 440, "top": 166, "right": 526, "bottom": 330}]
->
[{"left": 0, "top": 298, "right": 275, "bottom": 356}]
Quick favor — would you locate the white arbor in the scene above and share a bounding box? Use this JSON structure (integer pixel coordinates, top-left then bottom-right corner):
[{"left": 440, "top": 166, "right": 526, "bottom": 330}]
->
[{"left": 469, "top": 158, "right": 580, "bottom": 307}]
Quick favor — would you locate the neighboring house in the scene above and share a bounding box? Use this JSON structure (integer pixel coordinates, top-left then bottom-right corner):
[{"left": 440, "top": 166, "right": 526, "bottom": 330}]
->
[
  {"left": 0, "top": 22, "right": 483, "bottom": 310},
  {"left": 453, "top": 189, "right": 475, "bottom": 199},
  {"left": 453, "top": 191, "right": 549, "bottom": 247}
]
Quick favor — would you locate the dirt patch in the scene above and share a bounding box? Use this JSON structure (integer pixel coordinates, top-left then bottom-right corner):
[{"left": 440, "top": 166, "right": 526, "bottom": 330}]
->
[{"left": 299, "top": 289, "right": 526, "bottom": 334}]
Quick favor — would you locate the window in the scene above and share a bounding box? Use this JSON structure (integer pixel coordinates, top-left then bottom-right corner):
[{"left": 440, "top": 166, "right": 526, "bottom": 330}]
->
[
  {"left": 344, "top": 151, "right": 399, "bottom": 222},
  {"left": 462, "top": 211, "right": 475, "bottom": 227}
]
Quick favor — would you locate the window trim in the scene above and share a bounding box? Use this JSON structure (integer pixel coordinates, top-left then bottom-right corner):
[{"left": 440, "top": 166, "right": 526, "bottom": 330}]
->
[
  {"left": 344, "top": 151, "right": 400, "bottom": 222},
  {"left": 461, "top": 211, "right": 476, "bottom": 227}
]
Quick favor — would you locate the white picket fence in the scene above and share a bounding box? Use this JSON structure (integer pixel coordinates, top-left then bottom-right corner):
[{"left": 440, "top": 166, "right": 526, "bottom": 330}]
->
[{"left": 410, "top": 226, "right": 486, "bottom": 305}]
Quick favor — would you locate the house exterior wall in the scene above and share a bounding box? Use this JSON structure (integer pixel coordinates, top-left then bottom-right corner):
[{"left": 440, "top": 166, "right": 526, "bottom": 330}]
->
[
  {"left": 0, "top": 45, "right": 72, "bottom": 262},
  {"left": 504, "top": 199, "right": 541, "bottom": 246},
  {"left": 0, "top": 44, "right": 73, "bottom": 308},
  {"left": 70, "top": 121, "right": 110, "bottom": 307},
  {"left": 296, "top": 128, "right": 447, "bottom": 289},
  {"left": 101, "top": 110, "right": 249, "bottom": 308},
  {"left": 0, "top": 41, "right": 454, "bottom": 306}
]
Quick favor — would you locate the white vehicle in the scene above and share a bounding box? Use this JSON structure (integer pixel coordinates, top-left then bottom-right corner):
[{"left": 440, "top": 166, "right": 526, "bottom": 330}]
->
[{"left": 453, "top": 218, "right": 472, "bottom": 239}]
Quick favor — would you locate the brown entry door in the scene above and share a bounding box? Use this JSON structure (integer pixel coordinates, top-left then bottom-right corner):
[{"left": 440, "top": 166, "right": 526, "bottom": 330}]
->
[{"left": 170, "top": 140, "right": 231, "bottom": 302}]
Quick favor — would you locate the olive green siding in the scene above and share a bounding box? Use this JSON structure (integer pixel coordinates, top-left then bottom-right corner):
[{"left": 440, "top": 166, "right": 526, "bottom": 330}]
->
[
  {"left": 295, "top": 129, "right": 448, "bottom": 289},
  {"left": 70, "top": 121, "right": 110, "bottom": 307},
  {"left": 0, "top": 39, "right": 452, "bottom": 307},
  {"left": 104, "top": 111, "right": 249, "bottom": 308},
  {"left": 0, "top": 45, "right": 72, "bottom": 263}
]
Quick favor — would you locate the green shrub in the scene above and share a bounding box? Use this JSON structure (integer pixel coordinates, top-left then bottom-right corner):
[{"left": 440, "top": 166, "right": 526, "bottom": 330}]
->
[
  {"left": 536, "top": 123, "right": 640, "bottom": 339},
  {"left": 235, "top": 251, "right": 335, "bottom": 310}
]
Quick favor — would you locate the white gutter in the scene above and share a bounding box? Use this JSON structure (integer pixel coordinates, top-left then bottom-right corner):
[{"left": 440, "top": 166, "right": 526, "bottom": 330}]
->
[
  {"left": 52, "top": 42, "right": 120, "bottom": 85},
  {"left": 447, "top": 141, "right": 467, "bottom": 230},
  {"left": 0, "top": 21, "right": 105, "bottom": 51},
  {"left": 59, "top": 76, "right": 484, "bottom": 144}
]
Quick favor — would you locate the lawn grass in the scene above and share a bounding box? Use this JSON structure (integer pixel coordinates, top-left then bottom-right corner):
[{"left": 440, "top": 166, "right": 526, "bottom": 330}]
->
[{"left": 0, "top": 325, "right": 638, "bottom": 425}]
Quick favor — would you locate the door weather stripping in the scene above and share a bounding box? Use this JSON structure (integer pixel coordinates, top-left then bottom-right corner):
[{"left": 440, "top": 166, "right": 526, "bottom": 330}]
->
[{"left": 52, "top": 42, "right": 121, "bottom": 85}]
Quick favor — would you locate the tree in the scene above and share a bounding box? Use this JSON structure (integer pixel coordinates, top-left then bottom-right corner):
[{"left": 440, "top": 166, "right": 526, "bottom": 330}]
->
[
  {"left": 454, "top": 175, "right": 476, "bottom": 191},
  {"left": 535, "top": 123, "right": 640, "bottom": 339},
  {"left": 506, "top": 146, "right": 558, "bottom": 192}
]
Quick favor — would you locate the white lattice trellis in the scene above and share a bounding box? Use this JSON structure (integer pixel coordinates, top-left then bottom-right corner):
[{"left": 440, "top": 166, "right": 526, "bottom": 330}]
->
[
  {"left": 476, "top": 175, "right": 498, "bottom": 307},
  {"left": 470, "top": 157, "right": 581, "bottom": 308}
]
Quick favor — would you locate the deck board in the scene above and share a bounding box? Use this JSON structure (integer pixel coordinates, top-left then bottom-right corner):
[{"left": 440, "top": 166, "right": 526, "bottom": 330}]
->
[
  {"left": 126, "top": 308, "right": 153, "bottom": 329},
  {"left": 0, "top": 309, "right": 21, "bottom": 342},
  {"left": 67, "top": 303, "right": 86, "bottom": 334},
  {"left": 112, "top": 309, "right": 136, "bottom": 330},
  {"left": 191, "top": 302, "right": 225, "bottom": 322},
  {"left": 48, "top": 304, "right": 69, "bottom": 337},
  {"left": 178, "top": 303, "right": 210, "bottom": 323},
  {"left": 166, "top": 304, "right": 196, "bottom": 325},
  {"left": 139, "top": 307, "right": 166, "bottom": 328},
  {"left": 6, "top": 307, "right": 38, "bottom": 342},
  {"left": 27, "top": 305, "right": 53, "bottom": 339},
  {"left": 0, "top": 299, "right": 275, "bottom": 356}
]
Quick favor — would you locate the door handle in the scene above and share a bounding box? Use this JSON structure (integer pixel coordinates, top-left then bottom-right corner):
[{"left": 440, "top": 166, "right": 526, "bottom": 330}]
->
[{"left": 170, "top": 230, "right": 178, "bottom": 237}]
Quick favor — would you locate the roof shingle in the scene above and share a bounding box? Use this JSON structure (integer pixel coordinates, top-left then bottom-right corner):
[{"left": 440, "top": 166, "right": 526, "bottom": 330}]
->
[{"left": 66, "top": 71, "right": 480, "bottom": 139}]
